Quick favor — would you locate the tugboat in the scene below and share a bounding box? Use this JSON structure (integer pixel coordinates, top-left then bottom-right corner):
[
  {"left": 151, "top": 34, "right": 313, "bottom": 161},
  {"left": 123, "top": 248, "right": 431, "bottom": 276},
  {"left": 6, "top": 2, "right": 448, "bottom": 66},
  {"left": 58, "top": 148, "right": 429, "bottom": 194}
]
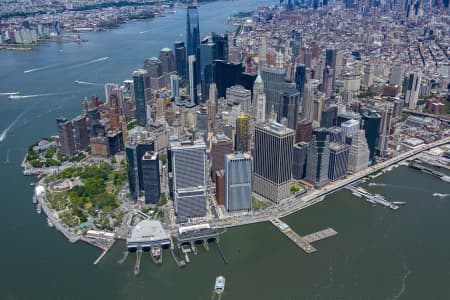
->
[{"left": 214, "top": 276, "right": 225, "bottom": 295}]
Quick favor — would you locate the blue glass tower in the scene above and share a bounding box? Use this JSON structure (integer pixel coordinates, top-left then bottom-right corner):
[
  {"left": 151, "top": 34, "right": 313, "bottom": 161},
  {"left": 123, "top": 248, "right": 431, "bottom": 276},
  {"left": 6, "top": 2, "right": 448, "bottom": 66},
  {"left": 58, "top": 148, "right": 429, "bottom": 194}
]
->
[
  {"left": 133, "top": 69, "right": 147, "bottom": 127},
  {"left": 186, "top": 4, "right": 201, "bottom": 104}
]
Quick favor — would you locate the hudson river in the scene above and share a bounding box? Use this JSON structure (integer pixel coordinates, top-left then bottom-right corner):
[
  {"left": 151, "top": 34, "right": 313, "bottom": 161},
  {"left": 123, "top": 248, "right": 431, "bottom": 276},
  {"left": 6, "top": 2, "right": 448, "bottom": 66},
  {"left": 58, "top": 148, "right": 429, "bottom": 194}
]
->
[{"left": 0, "top": 1, "right": 449, "bottom": 299}]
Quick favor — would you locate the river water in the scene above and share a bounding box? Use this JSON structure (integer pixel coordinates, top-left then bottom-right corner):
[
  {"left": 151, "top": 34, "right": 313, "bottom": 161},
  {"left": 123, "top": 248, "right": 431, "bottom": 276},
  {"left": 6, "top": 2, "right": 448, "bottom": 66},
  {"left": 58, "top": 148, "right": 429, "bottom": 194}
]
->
[{"left": 1, "top": 1, "right": 450, "bottom": 299}]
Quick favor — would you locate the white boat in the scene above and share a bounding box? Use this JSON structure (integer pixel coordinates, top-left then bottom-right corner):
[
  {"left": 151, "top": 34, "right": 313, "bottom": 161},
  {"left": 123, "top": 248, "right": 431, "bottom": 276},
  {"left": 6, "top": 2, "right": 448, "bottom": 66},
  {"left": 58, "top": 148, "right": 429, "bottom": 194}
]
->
[
  {"left": 36, "top": 203, "right": 42, "bottom": 214},
  {"left": 47, "top": 218, "right": 54, "bottom": 227},
  {"left": 32, "top": 194, "right": 37, "bottom": 204},
  {"left": 433, "top": 193, "right": 448, "bottom": 198},
  {"left": 214, "top": 276, "right": 225, "bottom": 295}
]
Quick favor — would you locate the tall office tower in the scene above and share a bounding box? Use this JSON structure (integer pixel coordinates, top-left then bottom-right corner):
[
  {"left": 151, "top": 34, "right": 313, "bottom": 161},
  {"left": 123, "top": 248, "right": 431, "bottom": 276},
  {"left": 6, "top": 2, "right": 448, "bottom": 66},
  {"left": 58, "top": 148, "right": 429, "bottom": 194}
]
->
[
  {"left": 210, "top": 133, "right": 233, "bottom": 181},
  {"left": 72, "top": 115, "right": 89, "bottom": 151},
  {"left": 320, "top": 106, "right": 338, "bottom": 128},
  {"left": 278, "top": 88, "right": 301, "bottom": 130},
  {"left": 361, "top": 111, "right": 381, "bottom": 161},
  {"left": 159, "top": 48, "right": 177, "bottom": 88},
  {"left": 170, "top": 74, "right": 180, "bottom": 100},
  {"left": 196, "top": 107, "right": 208, "bottom": 139},
  {"left": 305, "top": 128, "right": 330, "bottom": 187},
  {"left": 295, "top": 120, "right": 313, "bottom": 143},
  {"left": 291, "top": 29, "right": 302, "bottom": 59},
  {"left": 143, "top": 57, "right": 164, "bottom": 91},
  {"left": 405, "top": 71, "right": 422, "bottom": 110},
  {"left": 341, "top": 119, "right": 360, "bottom": 144},
  {"left": 378, "top": 105, "right": 393, "bottom": 156},
  {"left": 133, "top": 69, "right": 148, "bottom": 127},
  {"left": 141, "top": 151, "right": 161, "bottom": 205},
  {"left": 293, "top": 141, "right": 309, "bottom": 180},
  {"left": 260, "top": 65, "right": 287, "bottom": 116},
  {"left": 186, "top": 4, "right": 201, "bottom": 100},
  {"left": 109, "top": 94, "right": 120, "bottom": 130},
  {"left": 226, "top": 85, "right": 251, "bottom": 114},
  {"left": 104, "top": 83, "right": 120, "bottom": 107},
  {"left": 174, "top": 41, "right": 187, "bottom": 81},
  {"left": 208, "top": 83, "right": 217, "bottom": 131},
  {"left": 328, "top": 127, "right": 343, "bottom": 143},
  {"left": 215, "top": 170, "right": 225, "bottom": 205},
  {"left": 303, "top": 47, "right": 312, "bottom": 67},
  {"left": 107, "top": 131, "right": 124, "bottom": 156},
  {"left": 212, "top": 61, "right": 256, "bottom": 98},
  {"left": 171, "top": 139, "right": 207, "bottom": 222},
  {"left": 364, "top": 63, "right": 374, "bottom": 87},
  {"left": 211, "top": 32, "right": 228, "bottom": 61},
  {"left": 254, "top": 121, "right": 295, "bottom": 203},
  {"left": 199, "top": 38, "right": 215, "bottom": 99},
  {"left": 328, "top": 143, "right": 349, "bottom": 181},
  {"left": 224, "top": 153, "right": 253, "bottom": 212},
  {"left": 337, "top": 111, "right": 361, "bottom": 126},
  {"left": 57, "top": 117, "right": 76, "bottom": 157},
  {"left": 322, "top": 66, "right": 333, "bottom": 98},
  {"left": 253, "top": 73, "right": 266, "bottom": 124},
  {"left": 325, "top": 48, "right": 342, "bottom": 85},
  {"left": 390, "top": 64, "right": 404, "bottom": 93},
  {"left": 235, "top": 114, "right": 250, "bottom": 152},
  {"left": 186, "top": 5, "right": 200, "bottom": 58},
  {"left": 313, "top": 95, "right": 324, "bottom": 124},
  {"left": 295, "top": 64, "right": 307, "bottom": 95},
  {"left": 347, "top": 130, "right": 370, "bottom": 173},
  {"left": 87, "top": 106, "right": 100, "bottom": 137},
  {"left": 188, "top": 55, "right": 199, "bottom": 105},
  {"left": 126, "top": 144, "right": 139, "bottom": 199},
  {"left": 129, "top": 141, "right": 155, "bottom": 198},
  {"left": 301, "top": 81, "right": 314, "bottom": 122}
]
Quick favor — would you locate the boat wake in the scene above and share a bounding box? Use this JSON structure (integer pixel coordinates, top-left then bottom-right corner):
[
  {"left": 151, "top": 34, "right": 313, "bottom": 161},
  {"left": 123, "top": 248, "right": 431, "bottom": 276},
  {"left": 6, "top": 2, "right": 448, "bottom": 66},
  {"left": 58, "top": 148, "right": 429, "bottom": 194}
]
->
[
  {"left": 8, "top": 93, "right": 57, "bottom": 100},
  {"left": 0, "top": 92, "right": 19, "bottom": 96},
  {"left": 74, "top": 80, "right": 103, "bottom": 86},
  {"left": 368, "top": 183, "right": 388, "bottom": 187},
  {"left": 139, "top": 30, "right": 152, "bottom": 34},
  {"left": 68, "top": 56, "right": 110, "bottom": 69},
  {"left": 0, "top": 110, "right": 27, "bottom": 143},
  {"left": 24, "top": 64, "right": 60, "bottom": 73},
  {"left": 392, "top": 257, "right": 411, "bottom": 300}
]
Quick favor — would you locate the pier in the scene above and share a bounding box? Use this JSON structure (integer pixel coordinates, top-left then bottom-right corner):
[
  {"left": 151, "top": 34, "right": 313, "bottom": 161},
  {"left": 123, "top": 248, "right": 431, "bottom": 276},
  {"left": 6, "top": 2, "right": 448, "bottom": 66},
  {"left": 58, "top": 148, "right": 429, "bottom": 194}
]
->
[
  {"left": 134, "top": 249, "right": 143, "bottom": 276},
  {"left": 93, "top": 240, "right": 116, "bottom": 265},
  {"left": 270, "top": 219, "right": 338, "bottom": 254},
  {"left": 346, "top": 185, "right": 399, "bottom": 210}
]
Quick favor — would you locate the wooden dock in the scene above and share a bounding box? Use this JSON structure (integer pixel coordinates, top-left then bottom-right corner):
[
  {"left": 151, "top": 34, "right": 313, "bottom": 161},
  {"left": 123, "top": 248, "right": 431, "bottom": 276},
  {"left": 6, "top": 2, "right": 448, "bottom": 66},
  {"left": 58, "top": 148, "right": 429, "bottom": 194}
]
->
[{"left": 270, "top": 219, "right": 337, "bottom": 254}]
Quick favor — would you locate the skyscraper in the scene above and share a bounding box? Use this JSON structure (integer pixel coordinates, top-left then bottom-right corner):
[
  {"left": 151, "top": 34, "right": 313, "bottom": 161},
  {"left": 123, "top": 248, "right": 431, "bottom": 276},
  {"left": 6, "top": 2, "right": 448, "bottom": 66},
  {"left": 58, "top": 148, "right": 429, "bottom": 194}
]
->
[
  {"left": 295, "top": 120, "right": 313, "bottom": 143},
  {"left": 405, "top": 71, "right": 422, "bottom": 110},
  {"left": 210, "top": 133, "right": 233, "bottom": 181},
  {"left": 347, "top": 130, "right": 370, "bottom": 173},
  {"left": 235, "top": 114, "right": 250, "bottom": 152},
  {"left": 174, "top": 41, "right": 187, "bottom": 81},
  {"left": 159, "top": 47, "right": 176, "bottom": 88},
  {"left": 305, "top": 128, "right": 330, "bottom": 187},
  {"left": 57, "top": 117, "right": 76, "bottom": 157},
  {"left": 278, "top": 88, "right": 301, "bottom": 130},
  {"left": 188, "top": 55, "right": 199, "bottom": 105},
  {"left": 72, "top": 115, "right": 89, "bottom": 151},
  {"left": 253, "top": 73, "right": 266, "bottom": 124},
  {"left": 341, "top": 119, "right": 360, "bottom": 144},
  {"left": 322, "top": 66, "right": 333, "bottom": 98},
  {"left": 224, "top": 153, "right": 253, "bottom": 212},
  {"left": 254, "top": 121, "right": 295, "bottom": 203},
  {"left": 325, "top": 48, "right": 342, "bottom": 85},
  {"left": 293, "top": 142, "right": 308, "bottom": 180},
  {"left": 226, "top": 85, "right": 251, "bottom": 114},
  {"left": 328, "top": 143, "right": 349, "bottom": 181},
  {"left": 141, "top": 151, "right": 161, "bottom": 205},
  {"left": 171, "top": 138, "right": 207, "bottom": 222},
  {"left": 390, "top": 64, "right": 404, "bottom": 91},
  {"left": 133, "top": 69, "right": 147, "bottom": 127},
  {"left": 126, "top": 140, "right": 155, "bottom": 200},
  {"left": 361, "top": 111, "right": 381, "bottom": 161},
  {"left": 295, "top": 64, "right": 307, "bottom": 95}
]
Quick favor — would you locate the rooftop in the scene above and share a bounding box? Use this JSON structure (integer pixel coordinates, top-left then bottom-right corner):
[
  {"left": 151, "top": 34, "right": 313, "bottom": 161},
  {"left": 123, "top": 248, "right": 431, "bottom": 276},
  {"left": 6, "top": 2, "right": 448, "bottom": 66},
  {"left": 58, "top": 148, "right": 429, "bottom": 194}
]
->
[{"left": 127, "top": 220, "right": 170, "bottom": 244}]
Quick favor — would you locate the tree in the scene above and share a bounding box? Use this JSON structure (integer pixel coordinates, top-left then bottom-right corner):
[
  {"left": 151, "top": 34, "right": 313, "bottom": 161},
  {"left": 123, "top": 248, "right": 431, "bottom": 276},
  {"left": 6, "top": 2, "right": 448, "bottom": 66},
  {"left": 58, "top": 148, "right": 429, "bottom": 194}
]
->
[{"left": 290, "top": 184, "right": 301, "bottom": 194}]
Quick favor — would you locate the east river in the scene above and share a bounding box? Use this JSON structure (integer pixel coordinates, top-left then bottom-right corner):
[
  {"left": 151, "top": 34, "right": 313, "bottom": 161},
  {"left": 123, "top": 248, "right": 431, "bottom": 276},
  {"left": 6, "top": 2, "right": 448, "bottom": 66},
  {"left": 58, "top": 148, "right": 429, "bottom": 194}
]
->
[{"left": 1, "top": 1, "right": 450, "bottom": 299}]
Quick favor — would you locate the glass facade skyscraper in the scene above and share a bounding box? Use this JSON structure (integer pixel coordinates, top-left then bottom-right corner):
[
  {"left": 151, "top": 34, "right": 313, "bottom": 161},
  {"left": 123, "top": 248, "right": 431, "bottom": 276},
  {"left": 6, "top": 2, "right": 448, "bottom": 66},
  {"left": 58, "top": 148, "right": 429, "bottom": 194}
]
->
[{"left": 133, "top": 69, "right": 147, "bottom": 127}]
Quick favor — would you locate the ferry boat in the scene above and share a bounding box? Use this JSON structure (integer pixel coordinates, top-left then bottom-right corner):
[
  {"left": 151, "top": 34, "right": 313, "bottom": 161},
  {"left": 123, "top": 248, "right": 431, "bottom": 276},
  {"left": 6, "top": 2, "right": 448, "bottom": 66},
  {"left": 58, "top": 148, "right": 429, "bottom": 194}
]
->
[
  {"left": 214, "top": 276, "right": 225, "bottom": 295},
  {"left": 36, "top": 203, "right": 42, "bottom": 214},
  {"left": 392, "top": 201, "right": 406, "bottom": 205}
]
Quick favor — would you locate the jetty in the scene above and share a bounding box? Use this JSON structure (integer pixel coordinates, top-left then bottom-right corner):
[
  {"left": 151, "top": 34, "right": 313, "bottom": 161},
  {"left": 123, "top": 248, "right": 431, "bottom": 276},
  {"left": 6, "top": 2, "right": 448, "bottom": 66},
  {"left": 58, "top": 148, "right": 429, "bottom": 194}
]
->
[{"left": 270, "top": 219, "right": 338, "bottom": 254}]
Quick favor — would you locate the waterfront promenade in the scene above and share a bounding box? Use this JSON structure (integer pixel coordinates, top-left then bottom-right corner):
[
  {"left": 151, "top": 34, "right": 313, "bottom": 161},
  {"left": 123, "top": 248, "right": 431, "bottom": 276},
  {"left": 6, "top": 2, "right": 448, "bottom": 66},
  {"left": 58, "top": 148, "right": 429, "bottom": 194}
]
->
[{"left": 207, "top": 137, "right": 450, "bottom": 229}]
